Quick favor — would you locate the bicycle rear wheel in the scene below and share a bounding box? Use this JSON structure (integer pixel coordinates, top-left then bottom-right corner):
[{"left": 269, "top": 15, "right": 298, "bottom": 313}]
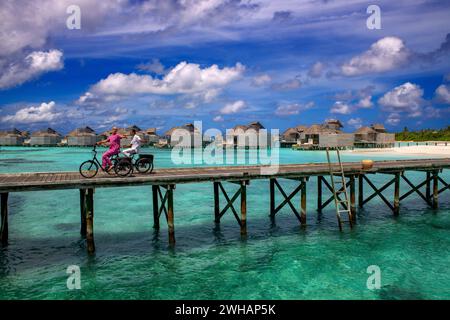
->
[
  {"left": 114, "top": 158, "right": 133, "bottom": 177},
  {"left": 135, "top": 158, "right": 153, "bottom": 173},
  {"left": 79, "top": 160, "right": 99, "bottom": 178}
]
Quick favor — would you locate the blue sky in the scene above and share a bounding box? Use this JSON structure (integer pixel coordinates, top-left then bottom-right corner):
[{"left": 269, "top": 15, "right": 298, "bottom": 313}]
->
[{"left": 0, "top": 0, "right": 449, "bottom": 134}]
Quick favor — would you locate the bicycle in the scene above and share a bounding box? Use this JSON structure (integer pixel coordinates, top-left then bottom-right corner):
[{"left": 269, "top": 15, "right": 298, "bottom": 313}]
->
[
  {"left": 79, "top": 145, "right": 132, "bottom": 178},
  {"left": 115, "top": 153, "right": 154, "bottom": 177}
]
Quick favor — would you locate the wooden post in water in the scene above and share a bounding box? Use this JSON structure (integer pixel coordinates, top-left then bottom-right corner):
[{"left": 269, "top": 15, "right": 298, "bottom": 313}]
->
[
  {"left": 358, "top": 174, "right": 364, "bottom": 208},
  {"left": 1, "top": 193, "right": 8, "bottom": 245},
  {"left": 300, "top": 178, "right": 307, "bottom": 226},
  {"left": 432, "top": 171, "right": 439, "bottom": 209},
  {"left": 152, "top": 185, "right": 159, "bottom": 229},
  {"left": 269, "top": 178, "right": 275, "bottom": 217},
  {"left": 214, "top": 182, "right": 220, "bottom": 223},
  {"left": 85, "top": 188, "right": 95, "bottom": 254},
  {"left": 394, "top": 172, "right": 400, "bottom": 216},
  {"left": 240, "top": 181, "right": 247, "bottom": 236},
  {"left": 317, "top": 176, "right": 322, "bottom": 213},
  {"left": 167, "top": 185, "right": 175, "bottom": 245},
  {"left": 426, "top": 171, "right": 431, "bottom": 201},
  {"left": 350, "top": 175, "right": 356, "bottom": 223},
  {"left": 79, "top": 189, "right": 87, "bottom": 237}
]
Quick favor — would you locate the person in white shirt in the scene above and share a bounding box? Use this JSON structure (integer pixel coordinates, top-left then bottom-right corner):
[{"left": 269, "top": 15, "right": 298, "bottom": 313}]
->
[{"left": 123, "top": 128, "right": 142, "bottom": 157}]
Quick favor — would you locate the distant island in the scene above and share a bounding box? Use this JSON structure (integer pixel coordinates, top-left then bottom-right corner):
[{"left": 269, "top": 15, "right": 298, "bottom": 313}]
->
[{"left": 396, "top": 126, "right": 450, "bottom": 142}]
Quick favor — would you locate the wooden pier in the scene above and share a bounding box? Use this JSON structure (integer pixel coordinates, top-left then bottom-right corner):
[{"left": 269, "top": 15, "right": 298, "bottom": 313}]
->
[{"left": 1, "top": 158, "right": 450, "bottom": 253}]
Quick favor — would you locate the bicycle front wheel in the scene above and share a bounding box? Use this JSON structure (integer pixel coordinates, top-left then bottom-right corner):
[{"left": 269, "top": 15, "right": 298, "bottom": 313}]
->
[
  {"left": 135, "top": 158, "right": 153, "bottom": 173},
  {"left": 79, "top": 160, "right": 99, "bottom": 178}
]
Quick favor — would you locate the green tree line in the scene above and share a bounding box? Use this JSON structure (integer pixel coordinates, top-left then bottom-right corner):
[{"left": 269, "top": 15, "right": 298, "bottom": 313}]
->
[{"left": 396, "top": 126, "right": 450, "bottom": 141}]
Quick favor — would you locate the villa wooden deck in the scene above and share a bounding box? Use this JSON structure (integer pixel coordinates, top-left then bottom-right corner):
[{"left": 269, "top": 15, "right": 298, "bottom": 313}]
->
[{"left": 1, "top": 158, "right": 449, "bottom": 253}]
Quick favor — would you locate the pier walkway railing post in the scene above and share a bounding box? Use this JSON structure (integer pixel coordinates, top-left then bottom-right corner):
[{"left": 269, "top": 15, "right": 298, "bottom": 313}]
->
[{"left": 1, "top": 192, "right": 8, "bottom": 245}]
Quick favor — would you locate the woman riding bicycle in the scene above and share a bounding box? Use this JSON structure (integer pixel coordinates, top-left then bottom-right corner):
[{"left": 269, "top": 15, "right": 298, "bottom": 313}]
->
[{"left": 96, "top": 126, "right": 127, "bottom": 171}]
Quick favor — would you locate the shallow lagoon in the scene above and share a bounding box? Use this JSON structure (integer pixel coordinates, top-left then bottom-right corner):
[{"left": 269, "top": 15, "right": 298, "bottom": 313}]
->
[{"left": 0, "top": 146, "right": 449, "bottom": 299}]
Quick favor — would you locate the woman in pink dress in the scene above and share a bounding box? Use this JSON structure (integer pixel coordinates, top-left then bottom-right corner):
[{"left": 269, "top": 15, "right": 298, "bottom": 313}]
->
[{"left": 97, "top": 127, "right": 127, "bottom": 170}]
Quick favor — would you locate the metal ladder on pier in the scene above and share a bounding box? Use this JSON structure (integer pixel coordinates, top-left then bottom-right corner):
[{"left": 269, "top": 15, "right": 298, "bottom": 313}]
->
[{"left": 325, "top": 148, "right": 353, "bottom": 231}]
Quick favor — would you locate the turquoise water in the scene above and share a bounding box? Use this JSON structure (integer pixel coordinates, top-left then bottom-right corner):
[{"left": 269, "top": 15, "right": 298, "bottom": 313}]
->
[{"left": 0, "top": 146, "right": 449, "bottom": 299}]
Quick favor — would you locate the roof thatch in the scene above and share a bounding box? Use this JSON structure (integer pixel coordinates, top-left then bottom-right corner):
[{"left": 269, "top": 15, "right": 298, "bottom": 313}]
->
[
  {"left": 232, "top": 122, "right": 265, "bottom": 133},
  {"left": 31, "top": 128, "right": 61, "bottom": 137},
  {"left": 295, "top": 125, "right": 307, "bottom": 132},
  {"left": 146, "top": 128, "right": 157, "bottom": 135},
  {"left": 0, "top": 128, "right": 22, "bottom": 136},
  {"left": 325, "top": 119, "right": 343, "bottom": 128},
  {"left": 164, "top": 123, "right": 196, "bottom": 136},
  {"left": 67, "top": 126, "right": 96, "bottom": 137},
  {"left": 127, "top": 125, "right": 142, "bottom": 132},
  {"left": 371, "top": 123, "right": 386, "bottom": 132},
  {"left": 355, "top": 126, "right": 376, "bottom": 134},
  {"left": 304, "top": 124, "right": 340, "bottom": 135}
]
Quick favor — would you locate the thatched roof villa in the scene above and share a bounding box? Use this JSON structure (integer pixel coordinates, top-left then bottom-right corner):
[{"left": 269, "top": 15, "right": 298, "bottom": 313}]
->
[
  {"left": 145, "top": 128, "right": 160, "bottom": 144},
  {"left": 29, "top": 128, "right": 62, "bottom": 146},
  {"left": 163, "top": 123, "right": 202, "bottom": 147},
  {"left": 298, "top": 120, "right": 354, "bottom": 149},
  {"left": 67, "top": 126, "right": 97, "bottom": 146},
  {"left": 0, "top": 128, "right": 25, "bottom": 146},
  {"left": 354, "top": 124, "right": 395, "bottom": 148}
]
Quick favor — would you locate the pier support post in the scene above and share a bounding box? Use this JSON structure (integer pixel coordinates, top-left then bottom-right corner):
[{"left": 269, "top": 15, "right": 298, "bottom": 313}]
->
[
  {"left": 1, "top": 193, "right": 8, "bottom": 245},
  {"left": 394, "top": 172, "right": 400, "bottom": 216},
  {"left": 349, "top": 175, "right": 356, "bottom": 223},
  {"left": 152, "top": 185, "right": 176, "bottom": 244},
  {"left": 85, "top": 188, "right": 95, "bottom": 254},
  {"left": 213, "top": 181, "right": 249, "bottom": 235},
  {"left": 358, "top": 175, "right": 364, "bottom": 208},
  {"left": 79, "top": 189, "right": 87, "bottom": 237},
  {"left": 432, "top": 171, "right": 439, "bottom": 209},
  {"left": 317, "top": 176, "right": 322, "bottom": 213},
  {"left": 270, "top": 178, "right": 275, "bottom": 217},
  {"left": 214, "top": 182, "right": 220, "bottom": 223},
  {"left": 240, "top": 181, "right": 247, "bottom": 236},
  {"left": 167, "top": 185, "right": 175, "bottom": 245},
  {"left": 426, "top": 171, "right": 431, "bottom": 201},
  {"left": 300, "top": 177, "right": 307, "bottom": 226},
  {"left": 152, "top": 185, "right": 160, "bottom": 229}
]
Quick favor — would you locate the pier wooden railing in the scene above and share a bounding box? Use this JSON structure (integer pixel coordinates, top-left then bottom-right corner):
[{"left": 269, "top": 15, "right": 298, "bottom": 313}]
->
[{"left": 0, "top": 158, "right": 449, "bottom": 253}]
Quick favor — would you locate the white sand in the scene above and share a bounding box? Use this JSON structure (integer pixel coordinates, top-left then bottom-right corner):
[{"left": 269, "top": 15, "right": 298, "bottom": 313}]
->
[{"left": 344, "top": 145, "right": 450, "bottom": 158}]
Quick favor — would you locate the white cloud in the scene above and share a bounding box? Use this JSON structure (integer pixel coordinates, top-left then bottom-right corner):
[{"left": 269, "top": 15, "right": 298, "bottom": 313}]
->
[
  {"left": 331, "top": 101, "right": 351, "bottom": 114},
  {"left": 251, "top": 74, "right": 271, "bottom": 87},
  {"left": 220, "top": 100, "right": 246, "bottom": 114},
  {"left": 136, "top": 59, "right": 166, "bottom": 74},
  {"left": 341, "top": 37, "right": 411, "bottom": 76},
  {"left": 308, "top": 62, "right": 325, "bottom": 78},
  {"left": 386, "top": 113, "right": 401, "bottom": 126},
  {"left": 347, "top": 118, "right": 363, "bottom": 129},
  {"left": 80, "top": 61, "right": 245, "bottom": 104},
  {"left": 435, "top": 84, "right": 450, "bottom": 104},
  {"left": 1, "top": 101, "right": 61, "bottom": 124},
  {"left": 213, "top": 115, "right": 224, "bottom": 122},
  {"left": 275, "top": 101, "right": 314, "bottom": 116},
  {"left": 357, "top": 95, "right": 373, "bottom": 108},
  {"left": 378, "top": 82, "right": 424, "bottom": 117},
  {"left": 0, "top": 50, "right": 63, "bottom": 89},
  {"left": 271, "top": 78, "right": 302, "bottom": 91}
]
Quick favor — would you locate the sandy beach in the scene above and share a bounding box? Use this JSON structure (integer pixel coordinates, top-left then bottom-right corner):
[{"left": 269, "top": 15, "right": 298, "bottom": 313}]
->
[{"left": 344, "top": 145, "right": 450, "bottom": 157}]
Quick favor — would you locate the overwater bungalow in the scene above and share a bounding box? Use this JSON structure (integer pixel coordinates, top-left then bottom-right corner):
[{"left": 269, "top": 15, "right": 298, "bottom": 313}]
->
[
  {"left": 227, "top": 121, "right": 269, "bottom": 148},
  {"left": 296, "top": 120, "right": 354, "bottom": 149},
  {"left": 100, "top": 125, "right": 149, "bottom": 146},
  {"left": 29, "top": 128, "right": 62, "bottom": 146},
  {"left": 0, "top": 128, "right": 25, "bottom": 146},
  {"left": 67, "top": 126, "right": 97, "bottom": 146},
  {"left": 163, "top": 123, "right": 202, "bottom": 148},
  {"left": 354, "top": 124, "right": 395, "bottom": 148},
  {"left": 145, "top": 128, "right": 159, "bottom": 145},
  {"left": 281, "top": 125, "right": 307, "bottom": 147}
]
